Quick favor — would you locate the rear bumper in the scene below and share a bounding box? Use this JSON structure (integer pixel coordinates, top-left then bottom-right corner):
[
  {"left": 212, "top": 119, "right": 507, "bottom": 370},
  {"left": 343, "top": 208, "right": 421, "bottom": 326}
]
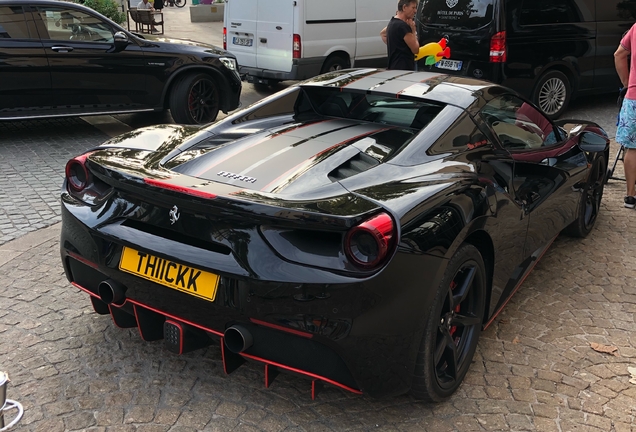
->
[
  {"left": 240, "top": 57, "right": 324, "bottom": 82},
  {"left": 59, "top": 202, "right": 445, "bottom": 398}
]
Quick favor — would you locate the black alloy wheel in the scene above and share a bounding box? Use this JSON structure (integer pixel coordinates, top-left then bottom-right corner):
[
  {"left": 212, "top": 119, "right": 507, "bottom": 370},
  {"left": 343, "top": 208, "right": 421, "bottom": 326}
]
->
[
  {"left": 412, "top": 243, "right": 486, "bottom": 402},
  {"left": 564, "top": 156, "right": 606, "bottom": 238},
  {"left": 169, "top": 73, "right": 220, "bottom": 125},
  {"left": 174, "top": 0, "right": 186, "bottom": 7}
]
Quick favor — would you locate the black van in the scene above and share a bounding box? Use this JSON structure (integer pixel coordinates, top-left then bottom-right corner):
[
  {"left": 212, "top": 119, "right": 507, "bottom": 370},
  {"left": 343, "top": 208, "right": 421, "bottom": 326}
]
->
[{"left": 416, "top": 0, "right": 636, "bottom": 118}]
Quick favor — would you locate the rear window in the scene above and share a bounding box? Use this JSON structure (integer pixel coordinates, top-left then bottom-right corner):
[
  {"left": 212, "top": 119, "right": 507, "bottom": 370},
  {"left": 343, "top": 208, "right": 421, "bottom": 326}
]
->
[
  {"left": 301, "top": 87, "right": 444, "bottom": 130},
  {"left": 418, "top": 0, "right": 494, "bottom": 30}
]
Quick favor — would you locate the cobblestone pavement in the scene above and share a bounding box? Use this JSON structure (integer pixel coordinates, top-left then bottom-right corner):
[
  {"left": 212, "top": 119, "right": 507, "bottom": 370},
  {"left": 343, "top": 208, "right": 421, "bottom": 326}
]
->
[
  {"left": 1, "top": 139, "right": 636, "bottom": 431},
  {"left": 0, "top": 119, "right": 107, "bottom": 245}
]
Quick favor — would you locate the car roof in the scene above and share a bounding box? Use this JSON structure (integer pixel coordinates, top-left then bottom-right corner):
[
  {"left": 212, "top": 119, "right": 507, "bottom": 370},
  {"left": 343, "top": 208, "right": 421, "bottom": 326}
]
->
[{"left": 301, "top": 69, "right": 511, "bottom": 112}]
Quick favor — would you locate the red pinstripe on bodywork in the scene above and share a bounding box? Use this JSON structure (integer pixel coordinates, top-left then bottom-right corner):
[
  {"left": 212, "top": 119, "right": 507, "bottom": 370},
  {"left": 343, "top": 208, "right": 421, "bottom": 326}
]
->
[{"left": 483, "top": 235, "right": 558, "bottom": 330}]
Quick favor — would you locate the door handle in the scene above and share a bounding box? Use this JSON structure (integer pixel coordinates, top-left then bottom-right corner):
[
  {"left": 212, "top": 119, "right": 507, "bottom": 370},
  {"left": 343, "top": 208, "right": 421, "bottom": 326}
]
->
[
  {"left": 260, "top": 38, "right": 267, "bottom": 43},
  {"left": 51, "top": 46, "right": 73, "bottom": 52}
]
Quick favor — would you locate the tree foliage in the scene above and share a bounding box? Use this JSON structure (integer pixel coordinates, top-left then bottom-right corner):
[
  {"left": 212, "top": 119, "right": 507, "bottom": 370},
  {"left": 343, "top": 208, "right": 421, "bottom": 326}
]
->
[{"left": 79, "top": 0, "right": 126, "bottom": 24}]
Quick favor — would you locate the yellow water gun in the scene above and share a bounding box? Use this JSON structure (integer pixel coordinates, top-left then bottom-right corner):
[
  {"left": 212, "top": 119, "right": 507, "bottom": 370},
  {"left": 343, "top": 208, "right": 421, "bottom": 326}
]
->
[{"left": 415, "top": 38, "right": 451, "bottom": 65}]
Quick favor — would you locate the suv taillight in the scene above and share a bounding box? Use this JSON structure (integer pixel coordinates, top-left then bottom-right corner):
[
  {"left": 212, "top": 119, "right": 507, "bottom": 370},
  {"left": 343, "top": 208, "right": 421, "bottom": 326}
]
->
[
  {"left": 293, "top": 34, "right": 301, "bottom": 59},
  {"left": 489, "top": 31, "right": 507, "bottom": 63},
  {"left": 344, "top": 213, "right": 394, "bottom": 269},
  {"left": 223, "top": 27, "right": 227, "bottom": 50}
]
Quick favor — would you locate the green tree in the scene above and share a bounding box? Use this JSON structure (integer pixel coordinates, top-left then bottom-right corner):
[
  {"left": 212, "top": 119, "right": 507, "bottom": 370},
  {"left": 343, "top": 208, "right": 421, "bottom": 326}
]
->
[{"left": 79, "top": 0, "right": 126, "bottom": 24}]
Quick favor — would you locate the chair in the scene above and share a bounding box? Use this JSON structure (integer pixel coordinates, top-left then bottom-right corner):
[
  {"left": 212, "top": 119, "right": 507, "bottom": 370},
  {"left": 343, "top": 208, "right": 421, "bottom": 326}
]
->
[{"left": 128, "top": 8, "right": 164, "bottom": 34}]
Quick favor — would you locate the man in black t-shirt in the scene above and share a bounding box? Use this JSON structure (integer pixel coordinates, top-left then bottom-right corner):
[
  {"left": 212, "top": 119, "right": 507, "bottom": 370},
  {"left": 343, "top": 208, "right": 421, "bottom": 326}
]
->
[{"left": 380, "top": 0, "right": 420, "bottom": 70}]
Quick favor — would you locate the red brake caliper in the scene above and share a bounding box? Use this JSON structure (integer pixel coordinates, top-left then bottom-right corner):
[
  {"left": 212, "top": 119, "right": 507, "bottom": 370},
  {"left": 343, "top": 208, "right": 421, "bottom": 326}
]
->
[{"left": 450, "top": 280, "right": 460, "bottom": 337}]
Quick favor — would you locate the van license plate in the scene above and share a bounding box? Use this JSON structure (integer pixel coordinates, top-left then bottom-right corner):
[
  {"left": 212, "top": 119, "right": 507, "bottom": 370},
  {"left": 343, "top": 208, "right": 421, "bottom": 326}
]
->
[
  {"left": 435, "top": 59, "right": 462, "bottom": 71},
  {"left": 233, "top": 37, "right": 253, "bottom": 47}
]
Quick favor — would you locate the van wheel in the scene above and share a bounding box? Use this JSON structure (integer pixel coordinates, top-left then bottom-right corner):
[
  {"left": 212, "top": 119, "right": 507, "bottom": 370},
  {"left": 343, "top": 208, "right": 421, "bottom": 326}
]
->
[
  {"left": 320, "top": 55, "right": 350, "bottom": 74},
  {"left": 169, "top": 73, "right": 220, "bottom": 125},
  {"left": 532, "top": 70, "right": 571, "bottom": 119}
]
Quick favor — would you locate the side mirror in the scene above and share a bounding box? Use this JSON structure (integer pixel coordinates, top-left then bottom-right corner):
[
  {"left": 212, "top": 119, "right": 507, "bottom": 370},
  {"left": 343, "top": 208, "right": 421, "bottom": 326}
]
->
[
  {"left": 578, "top": 132, "right": 607, "bottom": 153},
  {"left": 114, "top": 31, "right": 129, "bottom": 45}
]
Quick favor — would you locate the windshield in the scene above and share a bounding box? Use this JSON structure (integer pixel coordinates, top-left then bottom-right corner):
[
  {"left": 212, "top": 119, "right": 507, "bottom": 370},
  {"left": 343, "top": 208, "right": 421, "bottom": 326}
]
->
[{"left": 418, "top": 0, "right": 494, "bottom": 30}]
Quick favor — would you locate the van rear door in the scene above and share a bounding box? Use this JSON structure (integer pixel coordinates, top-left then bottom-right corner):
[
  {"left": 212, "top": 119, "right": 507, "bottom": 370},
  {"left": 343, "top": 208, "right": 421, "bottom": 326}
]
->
[
  {"left": 225, "top": 0, "right": 257, "bottom": 68},
  {"left": 416, "top": 0, "right": 499, "bottom": 81},
  {"left": 256, "top": 0, "right": 294, "bottom": 72}
]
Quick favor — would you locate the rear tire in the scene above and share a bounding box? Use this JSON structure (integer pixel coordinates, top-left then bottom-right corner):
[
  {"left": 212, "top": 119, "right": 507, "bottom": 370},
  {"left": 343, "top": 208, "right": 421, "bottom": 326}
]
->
[
  {"left": 169, "top": 73, "right": 220, "bottom": 125},
  {"left": 320, "top": 55, "right": 350, "bottom": 74},
  {"left": 564, "top": 156, "right": 606, "bottom": 238},
  {"left": 411, "top": 243, "right": 486, "bottom": 402},
  {"left": 532, "top": 70, "right": 571, "bottom": 119}
]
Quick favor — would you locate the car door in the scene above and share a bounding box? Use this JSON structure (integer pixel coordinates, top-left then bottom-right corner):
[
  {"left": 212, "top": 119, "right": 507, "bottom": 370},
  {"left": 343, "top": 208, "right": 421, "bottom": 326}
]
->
[
  {"left": 256, "top": 0, "right": 294, "bottom": 72},
  {"left": 481, "top": 94, "right": 588, "bottom": 260},
  {"left": 31, "top": 4, "right": 150, "bottom": 113},
  {"left": 0, "top": 4, "right": 51, "bottom": 115}
]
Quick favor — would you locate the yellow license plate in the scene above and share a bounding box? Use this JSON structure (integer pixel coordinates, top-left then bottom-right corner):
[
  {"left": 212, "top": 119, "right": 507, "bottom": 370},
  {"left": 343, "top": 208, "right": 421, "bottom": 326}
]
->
[{"left": 119, "top": 247, "right": 219, "bottom": 302}]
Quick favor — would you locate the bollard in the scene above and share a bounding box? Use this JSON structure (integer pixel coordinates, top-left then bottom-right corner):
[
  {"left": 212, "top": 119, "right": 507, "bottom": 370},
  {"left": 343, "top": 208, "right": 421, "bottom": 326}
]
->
[{"left": 0, "top": 372, "right": 23, "bottom": 431}]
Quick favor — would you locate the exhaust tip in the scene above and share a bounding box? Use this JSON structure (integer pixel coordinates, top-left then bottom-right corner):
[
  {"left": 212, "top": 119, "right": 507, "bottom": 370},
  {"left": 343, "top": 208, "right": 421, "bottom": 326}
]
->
[
  {"left": 98, "top": 279, "right": 126, "bottom": 305},
  {"left": 224, "top": 325, "right": 253, "bottom": 354}
]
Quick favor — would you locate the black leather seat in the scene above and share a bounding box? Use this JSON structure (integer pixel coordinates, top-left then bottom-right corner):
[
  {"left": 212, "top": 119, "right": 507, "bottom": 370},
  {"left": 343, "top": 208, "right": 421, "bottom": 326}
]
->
[{"left": 410, "top": 105, "right": 436, "bottom": 130}]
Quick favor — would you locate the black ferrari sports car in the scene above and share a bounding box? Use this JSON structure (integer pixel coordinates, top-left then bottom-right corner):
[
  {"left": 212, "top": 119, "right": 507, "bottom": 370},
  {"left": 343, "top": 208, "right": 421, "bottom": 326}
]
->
[{"left": 60, "top": 69, "right": 609, "bottom": 400}]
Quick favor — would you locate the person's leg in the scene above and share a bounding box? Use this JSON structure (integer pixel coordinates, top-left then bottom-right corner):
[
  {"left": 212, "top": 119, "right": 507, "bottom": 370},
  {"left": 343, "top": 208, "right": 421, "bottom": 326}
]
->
[{"left": 616, "top": 99, "right": 636, "bottom": 207}]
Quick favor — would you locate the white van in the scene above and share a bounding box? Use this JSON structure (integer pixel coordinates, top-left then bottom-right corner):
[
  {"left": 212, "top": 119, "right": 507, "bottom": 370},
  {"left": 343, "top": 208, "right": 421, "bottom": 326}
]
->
[{"left": 223, "top": 0, "right": 396, "bottom": 84}]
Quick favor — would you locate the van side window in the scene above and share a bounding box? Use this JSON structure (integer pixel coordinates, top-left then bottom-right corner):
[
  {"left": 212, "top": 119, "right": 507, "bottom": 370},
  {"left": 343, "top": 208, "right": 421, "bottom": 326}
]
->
[
  {"left": 481, "top": 95, "right": 560, "bottom": 151},
  {"left": 0, "top": 6, "right": 31, "bottom": 39},
  {"left": 520, "top": 0, "right": 581, "bottom": 25},
  {"left": 596, "top": 0, "right": 636, "bottom": 21}
]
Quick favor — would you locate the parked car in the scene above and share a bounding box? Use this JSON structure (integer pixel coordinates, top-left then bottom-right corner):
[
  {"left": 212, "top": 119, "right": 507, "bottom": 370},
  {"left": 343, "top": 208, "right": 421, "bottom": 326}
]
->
[
  {"left": 223, "top": 0, "right": 395, "bottom": 85},
  {"left": 0, "top": 0, "right": 241, "bottom": 124},
  {"left": 60, "top": 69, "right": 608, "bottom": 400},
  {"left": 416, "top": 0, "right": 636, "bottom": 118}
]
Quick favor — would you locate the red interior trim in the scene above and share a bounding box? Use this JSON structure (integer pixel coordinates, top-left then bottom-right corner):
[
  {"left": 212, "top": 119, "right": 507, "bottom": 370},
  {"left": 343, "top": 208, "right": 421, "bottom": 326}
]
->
[
  {"left": 483, "top": 235, "right": 557, "bottom": 330},
  {"left": 250, "top": 318, "right": 313, "bottom": 339},
  {"left": 240, "top": 352, "right": 363, "bottom": 395}
]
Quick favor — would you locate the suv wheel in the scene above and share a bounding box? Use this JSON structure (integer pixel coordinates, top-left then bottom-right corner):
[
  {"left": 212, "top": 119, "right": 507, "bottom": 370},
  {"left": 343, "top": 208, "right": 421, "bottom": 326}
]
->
[
  {"left": 169, "top": 73, "right": 220, "bottom": 125},
  {"left": 533, "top": 70, "right": 571, "bottom": 119}
]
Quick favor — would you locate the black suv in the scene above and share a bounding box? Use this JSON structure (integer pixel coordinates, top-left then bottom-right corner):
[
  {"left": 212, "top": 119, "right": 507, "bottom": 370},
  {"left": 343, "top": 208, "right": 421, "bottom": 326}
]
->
[
  {"left": 0, "top": 0, "right": 241, "bottom": 124},
  {"left": 417, "top": 0, "right": 635, "bottom": 118}
]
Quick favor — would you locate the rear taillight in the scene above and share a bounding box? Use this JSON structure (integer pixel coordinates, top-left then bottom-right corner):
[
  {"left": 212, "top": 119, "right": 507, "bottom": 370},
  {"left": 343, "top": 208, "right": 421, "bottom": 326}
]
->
[
  {"left": 223, "top": 27, "right": 227, "bottom": 50},
  {"left": 293, "top": 34, "right": 301, "bottom": 59},
  {"left": 489, "top": 31, "right": 507, "bottom": 63},
  {"left": 345, "top": 212, "right": 394, "bottom": 269},
  {"left": 65, "top": 154, "right": 90, "bottom": 192}
]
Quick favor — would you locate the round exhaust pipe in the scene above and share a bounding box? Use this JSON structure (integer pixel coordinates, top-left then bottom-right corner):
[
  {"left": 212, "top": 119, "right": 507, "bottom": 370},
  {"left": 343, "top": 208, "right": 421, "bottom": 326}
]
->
[
  {"left": 224, "top": 325, "right": 253, "bottom": 354},
  {"left": 98, "top": 279, "right": 126, "bottom": 305}
]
